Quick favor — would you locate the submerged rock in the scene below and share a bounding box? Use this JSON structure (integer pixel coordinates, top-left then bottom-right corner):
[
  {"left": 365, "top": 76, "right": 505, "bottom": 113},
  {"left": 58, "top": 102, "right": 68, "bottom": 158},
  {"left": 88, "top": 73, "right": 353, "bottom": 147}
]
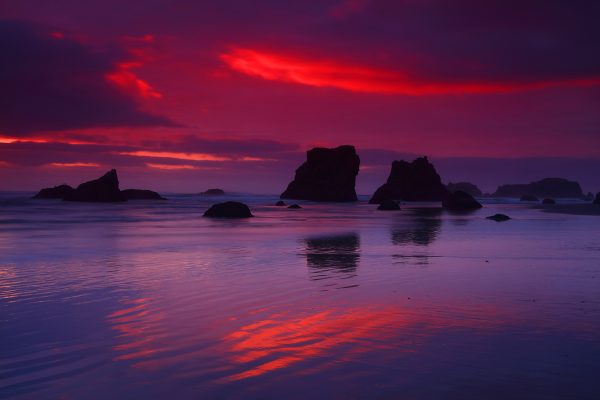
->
[
  {"left": 442, "top": 190, "right": 483, "bottom": 211},
  {"left": 203, "top": 201, "right": 253, "bottom": 218},
  {"left": 493, "top": 178, "right": 583, "bottom": 198},
  {"left": 446, "top": 182, "right": 482, "bottom": 197},
  {"left": 370, "top": 157, "right": 446, "bottom": 204},
  {"left": 520, "top": 194, "right": 539, "bottom": 202},
  {"left": 63, "top": 169, "right": 126, "bottom": 202},
  {"left": 281, "top": 145, "right": 360, "bottom": 202},
  {"left": 542, "top": 198, "right": 556, "bottom": 205},
  {"left": 595, "top": 193, "right": 600, "bottom": 205},
  {"left": 486, "top": 213, "right": 511, "bottom": 222},
  {"left": 33, "top": 184, "right": 75, "bottom": 199},
  {"left": 377, "top": 199, "right": 401, "bottom": 210},
  {"left": 122, "top": 189, "right": 165, "bottom": 200},
  {"left": 202, "top": 188, "right": 225, "bottom": 196},
  {"left": 288, "top": 204, "right": 302, "bottom": 209},
  {"left": 275, "top": 200, "right": 286, "bottom": 206}
]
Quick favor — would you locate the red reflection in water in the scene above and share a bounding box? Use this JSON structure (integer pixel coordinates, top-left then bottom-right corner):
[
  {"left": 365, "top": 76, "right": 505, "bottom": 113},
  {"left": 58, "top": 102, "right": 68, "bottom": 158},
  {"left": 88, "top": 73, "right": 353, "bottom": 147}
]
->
[{"left": 108, "top": 298, "right": 166, "bottom": 361}]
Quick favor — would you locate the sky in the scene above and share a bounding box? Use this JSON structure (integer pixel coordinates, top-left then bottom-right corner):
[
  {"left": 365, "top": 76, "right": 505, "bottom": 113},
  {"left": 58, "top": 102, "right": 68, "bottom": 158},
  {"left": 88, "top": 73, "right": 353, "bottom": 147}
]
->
[{"left": 1, "top": 0, "right": 599, "bottom": 194}]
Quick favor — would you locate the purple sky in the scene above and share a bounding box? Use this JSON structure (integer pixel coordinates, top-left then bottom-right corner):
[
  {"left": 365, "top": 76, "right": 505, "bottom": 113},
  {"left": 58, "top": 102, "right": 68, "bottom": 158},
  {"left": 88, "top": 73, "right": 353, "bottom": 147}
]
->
[{"left": 1, "top": 1, "right": 599, "bottom": 194}]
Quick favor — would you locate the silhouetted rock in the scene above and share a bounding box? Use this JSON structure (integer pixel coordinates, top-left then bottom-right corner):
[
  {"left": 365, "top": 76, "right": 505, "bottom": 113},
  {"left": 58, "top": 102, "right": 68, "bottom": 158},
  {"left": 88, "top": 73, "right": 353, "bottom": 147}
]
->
[
  {"left": 288, "top": 204, "right": 302, "bottom": 209},
  {"left": 520, "top": 194, "right": 539, "bottom": 202},
  {"left": 446, "top": 182, "right": 482, "bottom": 197},
  {"left": 595, "top": 193, "right": 600, "bottom": 205},
  {"left": 63, "top": 169, "right": 126, "bottom": 202},
  {"left": 442, "top": 190, "right": 482, "bottom": 210},
  {"left": 122, "top": 189, "right": 165, "bottom": 200},
  {"left": 202, "top": 188, "right": 225, "bottom": 196},
  {"left": 487, "top": 213, "right": 511, "bottom": 221},
  {"left": 33, "top": 184, "right": 75, "bottom": 199},
  {"left": 370, "top": 157, "right": 446, "bottom": 204},
  {"left": 493, "top": 178, "right": 583, "bottom": 198},
  {"left": 281, "top": 145, "right": 360, "bottom": 202},
  {"left": 377, "top": 199, "right": 400, "bottom": 210},
  {"left": 542, "top": 198, "right": 556, "bottom": 205},
  {"left": 203, "top": 201, "right": 253, "bottom": 218},
  {"left": 275, "top": 200, "right": 286, "bottom": 206}
]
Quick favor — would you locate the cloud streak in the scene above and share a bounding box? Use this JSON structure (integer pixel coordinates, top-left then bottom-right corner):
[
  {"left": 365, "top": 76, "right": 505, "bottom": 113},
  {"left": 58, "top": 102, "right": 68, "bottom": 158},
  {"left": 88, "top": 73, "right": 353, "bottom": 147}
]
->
[{"left": 221, "top": 47, "right": 600, "bottom": 95}]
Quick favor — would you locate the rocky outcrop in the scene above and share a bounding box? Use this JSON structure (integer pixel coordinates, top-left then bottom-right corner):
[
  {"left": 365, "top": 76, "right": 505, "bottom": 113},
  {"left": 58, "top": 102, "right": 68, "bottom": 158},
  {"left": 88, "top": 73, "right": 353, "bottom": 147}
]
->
[
  {"left": 288, "top": 204, "right": 302, "bottom": 209},
  {"left": 493, "top": 178, "right": 583, "bottom": 198},
  {"left": 203, "top": 201, "right": 253, "bottom": 218},
  {"left": 487, "top": 213, "right": 511, "bottom": 221},
  {"left": 275, "top": 200, "right": 286, "bottom": 206},
  {"left": 446, "top": 182, "right": 482, "bottom": 197},
  {"left": 377, "top": 199, "right": 401, "bottom": 210},
  {"left": 542, "top": 198, "right": 556, "bottom": 205},
  {"left": 63, "top": 169, "right": 126, "bottom": 202},
  {"left": 121, "top": 189, "right": 165, "bottom": 200},
  {"left": 33, "top": 184, "right": 75, "bottom": 199},
  {"left": 370, "top": 157, "right": 446, "bottom": 204},
  {"left": 442, "top": 190, "right": 482, "bottom": 211},
  {"left": 202, "top": 188, "right": 225, "bottom": 196},
  {"left": 281, "top": 145, "right": 360, "bottom": 202},
  {"left": 595, "top": 193, "right": 600, "bottom": 205},
  {"left": 520, "top": 194, "right": 539, "bottom": 202}
]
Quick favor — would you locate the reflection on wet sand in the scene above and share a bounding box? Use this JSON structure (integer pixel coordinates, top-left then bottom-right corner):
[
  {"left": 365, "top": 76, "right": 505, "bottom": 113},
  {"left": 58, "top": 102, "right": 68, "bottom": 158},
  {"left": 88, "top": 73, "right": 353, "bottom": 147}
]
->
[
  {"left": 222, "top": 307, "right": 408, "bottom": 382},
  {"left": 391, "top": 208, "right": 442, "bottom": 246},
  {"left": 221, "top": 302, "right": 519, "bottom": 383},
  {"left": 303, "top": 234, "right": 360, "bottom": 288}
]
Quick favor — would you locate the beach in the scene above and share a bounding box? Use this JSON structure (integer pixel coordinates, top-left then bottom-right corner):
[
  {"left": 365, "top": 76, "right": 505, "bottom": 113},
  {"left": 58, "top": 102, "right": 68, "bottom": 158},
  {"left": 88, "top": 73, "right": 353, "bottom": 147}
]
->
[{"left": 1, "top": 194, "right": 599, "bottom": 399}]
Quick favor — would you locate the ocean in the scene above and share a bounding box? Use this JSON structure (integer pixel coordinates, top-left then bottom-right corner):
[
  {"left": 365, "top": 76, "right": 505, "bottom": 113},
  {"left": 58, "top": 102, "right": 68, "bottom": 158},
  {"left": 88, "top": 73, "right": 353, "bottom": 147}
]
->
[{"left": 1, "top": 193, "right": 599, "bottom": 399}]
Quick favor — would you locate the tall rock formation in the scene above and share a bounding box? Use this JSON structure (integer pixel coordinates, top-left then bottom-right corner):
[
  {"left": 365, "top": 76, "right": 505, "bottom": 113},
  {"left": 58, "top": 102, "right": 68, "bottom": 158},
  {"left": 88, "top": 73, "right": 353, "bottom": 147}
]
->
[
  {"left": 64, "top": 169, "right": 127, "bottom": 202},
  {"left": 281, "top": 145, "right": 360, "bottom": 202},
  {"left": 369, "top": 157, "right": 446, "bottom": 204}
]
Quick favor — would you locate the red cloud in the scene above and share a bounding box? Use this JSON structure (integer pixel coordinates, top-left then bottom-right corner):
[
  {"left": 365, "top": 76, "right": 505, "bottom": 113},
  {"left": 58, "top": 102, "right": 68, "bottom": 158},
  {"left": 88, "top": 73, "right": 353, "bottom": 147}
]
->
[{"left": 221, "top": 48, "right": 600, "bottom": 95}]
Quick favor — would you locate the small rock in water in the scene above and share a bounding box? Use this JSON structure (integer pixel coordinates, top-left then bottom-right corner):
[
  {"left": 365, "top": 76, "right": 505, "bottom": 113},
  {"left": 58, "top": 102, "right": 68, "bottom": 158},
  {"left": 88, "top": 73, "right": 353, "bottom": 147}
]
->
[
  {"left": 275, "top": 200, "right": 286, "bottom": 206},
  {"left": 542, "top": 198, "right": 556, "bottom": 205},
  {"left": 203, "top": 201, "right": 253, "bottom": 218},
  {"left": 442, "top": 190, "right": 482, "bottom": 211},
  {"left": 377, "top": 199, "right": 401, "bottom": 210},
  {"left": 202, "top": 188, "right": 225, "bottom": 196},
  {"left": 486, "top": 213, "right": 511, "bottom": 222},
  {"left": 288, "top": 204, "right": 302, "bottom": 209}
]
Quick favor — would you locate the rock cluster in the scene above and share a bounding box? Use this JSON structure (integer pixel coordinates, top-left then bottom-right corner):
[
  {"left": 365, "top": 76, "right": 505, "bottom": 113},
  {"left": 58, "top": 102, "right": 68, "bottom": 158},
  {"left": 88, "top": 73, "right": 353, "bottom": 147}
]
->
[
  {"left": 442, "top": 190, "right": 482, "bottom": 211},
  {"left": 493, "top": 178, "right": 583, "bottom": 198},
  {"left": 34, "top": 169, "right": 165, "bottom": 202}
]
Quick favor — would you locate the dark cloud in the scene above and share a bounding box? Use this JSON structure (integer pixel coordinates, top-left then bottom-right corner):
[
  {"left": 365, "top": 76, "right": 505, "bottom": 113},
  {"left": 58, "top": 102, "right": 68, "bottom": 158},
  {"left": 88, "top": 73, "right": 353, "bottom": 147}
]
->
[{"left": 0, "top": 20, "right": 174, "bottom": 134}]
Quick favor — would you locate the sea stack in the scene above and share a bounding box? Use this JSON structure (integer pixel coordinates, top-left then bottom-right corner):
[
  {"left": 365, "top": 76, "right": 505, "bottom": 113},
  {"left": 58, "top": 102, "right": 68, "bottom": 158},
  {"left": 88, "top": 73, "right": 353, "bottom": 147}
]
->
[
  {"left": 33, "top": 184, "right": 75, "bottom": 199},
  {"left": 369, "top": 157, "right": 446, "bottom": 204},
  {"left": 594, "top": 193, "right": 600, "bottom": 205},
  {"left": 64, "top": 169, "right": 127, "bottom": 202},
  {"left": 281, "top": 145, "right": 360, "bottom": 202}
]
